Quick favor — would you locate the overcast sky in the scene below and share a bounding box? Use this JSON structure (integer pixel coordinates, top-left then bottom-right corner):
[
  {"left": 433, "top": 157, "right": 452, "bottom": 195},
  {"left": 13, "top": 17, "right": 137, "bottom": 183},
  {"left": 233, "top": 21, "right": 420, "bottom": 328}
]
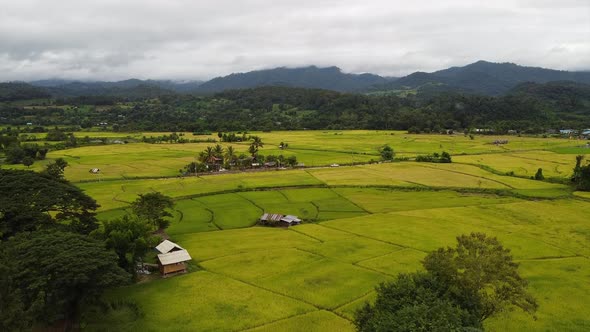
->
[{"left": 1, "top": 0, "right": 589, "bottom": 81}]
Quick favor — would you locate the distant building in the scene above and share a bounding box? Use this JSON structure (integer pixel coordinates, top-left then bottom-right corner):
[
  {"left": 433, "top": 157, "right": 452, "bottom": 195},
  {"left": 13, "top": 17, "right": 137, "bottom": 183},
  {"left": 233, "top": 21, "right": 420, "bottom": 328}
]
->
[
  {"left": 560, "top": 129, "right": 575, "bottom": 135},
  {"left": 259, "top": 213, "right": 301, "bottom": 227}
]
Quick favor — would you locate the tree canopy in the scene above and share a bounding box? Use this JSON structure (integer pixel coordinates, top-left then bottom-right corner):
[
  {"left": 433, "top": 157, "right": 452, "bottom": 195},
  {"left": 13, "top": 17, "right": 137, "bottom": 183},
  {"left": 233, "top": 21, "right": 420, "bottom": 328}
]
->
[
  {"left": 0, "top": 230, "right": 129, "bottom": 330},
  {"left": 355, "top": 233, "right": 537, "bottom": 331},
  {"left": 130, "top": 192, "right": 175, "bottom": 231},
  {"left": 0, "top": 169, "right": 99, "bottom": 239}
]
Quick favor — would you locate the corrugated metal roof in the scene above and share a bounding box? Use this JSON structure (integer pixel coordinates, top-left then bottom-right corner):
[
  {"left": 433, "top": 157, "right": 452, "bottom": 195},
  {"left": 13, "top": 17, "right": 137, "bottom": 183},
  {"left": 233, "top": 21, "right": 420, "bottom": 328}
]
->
[
  {"left": 281, "top": 215, "right": 301, "bottom": 223},
  {"left": 158, "top": 249, "right": 192, "bottom": 265},
  {"left": 155, "top": 240, "right": 184, "bottom": 254}
]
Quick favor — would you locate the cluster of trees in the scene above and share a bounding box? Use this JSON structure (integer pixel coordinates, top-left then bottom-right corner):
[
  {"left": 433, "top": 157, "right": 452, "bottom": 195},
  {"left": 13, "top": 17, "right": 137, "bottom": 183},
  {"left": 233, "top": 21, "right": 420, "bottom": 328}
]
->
[
  {"left": 219, "top": 131, "right": 248, "bottom": 142},
  {"left": 3, "top": 85, "right": 589, "bottom": 132},
  {"left": 0, "top": 161, "right": 176, "bottom": 330},
  {"left": 184, "top": 139, "right": 297, "bottom": 175},
  {"left": 0, "top": 164, "right": 128, "bottom": 330},
  {"left": 415, "top": 151, "right": 452, "bottom": 163},
  {"left": 355, "top": 233, "right": 537, "bottom": 331}
]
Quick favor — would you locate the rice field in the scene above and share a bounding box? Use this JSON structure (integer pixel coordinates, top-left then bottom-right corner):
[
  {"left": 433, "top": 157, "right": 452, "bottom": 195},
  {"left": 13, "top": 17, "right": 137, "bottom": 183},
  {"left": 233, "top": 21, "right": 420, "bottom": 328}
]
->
[
  {"left": 5, "top": 130, "right": 589, "bottom": 331},
  {"left": 86, "top": 189, "right": 590, "bottom": 331}
]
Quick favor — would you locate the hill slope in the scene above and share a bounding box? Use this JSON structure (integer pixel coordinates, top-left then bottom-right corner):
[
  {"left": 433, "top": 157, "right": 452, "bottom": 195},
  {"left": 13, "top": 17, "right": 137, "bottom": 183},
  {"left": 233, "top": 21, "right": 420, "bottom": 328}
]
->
[
  {"left": 373, "top": 61, "right": 590, "bottom": 96},
  {"left": 197, "top": 66, "right": 391, "bottom": 93}
]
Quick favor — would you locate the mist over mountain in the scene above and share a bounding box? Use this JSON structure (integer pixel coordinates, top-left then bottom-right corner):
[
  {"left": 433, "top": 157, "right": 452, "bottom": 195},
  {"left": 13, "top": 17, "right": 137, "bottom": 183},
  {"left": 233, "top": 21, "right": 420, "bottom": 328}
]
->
[{"left": 9, "top": 60, "right": 590, "bottom": 98}]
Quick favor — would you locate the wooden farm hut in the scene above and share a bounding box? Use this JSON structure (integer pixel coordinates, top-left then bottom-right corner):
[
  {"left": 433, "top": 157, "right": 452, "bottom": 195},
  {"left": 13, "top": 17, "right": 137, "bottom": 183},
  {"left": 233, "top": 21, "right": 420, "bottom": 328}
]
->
[{"left": 155, "top": 240, "right": 192, "bottom": 277}]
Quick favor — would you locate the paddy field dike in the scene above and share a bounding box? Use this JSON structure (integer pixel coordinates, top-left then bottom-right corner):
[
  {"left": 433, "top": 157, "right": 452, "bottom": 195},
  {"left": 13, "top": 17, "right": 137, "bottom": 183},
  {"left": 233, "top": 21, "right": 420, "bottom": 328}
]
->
[{"left": 4, "top": 130, "right": 589, "bottom": 331}]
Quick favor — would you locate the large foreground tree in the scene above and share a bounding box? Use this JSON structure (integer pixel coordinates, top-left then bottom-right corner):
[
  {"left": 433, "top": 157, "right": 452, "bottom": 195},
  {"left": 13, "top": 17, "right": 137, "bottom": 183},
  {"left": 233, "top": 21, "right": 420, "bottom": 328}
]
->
[
  {"left": 0, "top": 230, "right": 129, "bottom": 331},
  {"left": 355, "top": 233, "right": 537, "bottom": 331},
  {"left": 0, "top": 169, "right": 99, "bottom": 239}
]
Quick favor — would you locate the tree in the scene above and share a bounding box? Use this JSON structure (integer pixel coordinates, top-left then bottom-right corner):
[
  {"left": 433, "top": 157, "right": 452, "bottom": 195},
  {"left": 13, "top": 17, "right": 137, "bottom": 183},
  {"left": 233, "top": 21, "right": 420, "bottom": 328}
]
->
[
  {"left": 42, "top": 157, "right": 68, "bottom": 179},
  {"left": 224, "top": 145, "right": 236, "bottom": 167},
  {"left": 249, "top": 135, "right": 264, "bottom": 156},
  {"left": 534, "top": 168, "right": 544, "bottom": 180},
  {"left": 0, "top": 249, "right": 29, "bottom": 331},
  {"left": 5, "top": 145, "right": 25, "bottom": 164},
  {"left": 45, "top": 128, "right": 67, "bottom": 141},
  {"left": 214, "top": 143, "right": 224, "bottom": 157},
  {"left": 356, "top": 233, "right": 537, "bottom": 331},
  {"left": 286, "top": 155, "right": 298, "bottom": 167},
  {"left": 379, "top": 145, "right": 395, "bottom": 161},
  {"left": 355, "top": 273, "right": 474, "bottom": 332},
  {"left": 130, "top": 192, "right": 175, "bottom": 231},
  {"left": 422, "top": 233, "right": 537, "bottom": 324},
  {"left": 1, "top": 230, "right": 129, "bottom": 328},
  {"left": 440, "top": 151, "right": 452, "bottom": 163},
  {"left": 98, "top": 215, "right": 159, "bottom": 274},
  {"left": 572, "top": 155, "right": 590, "bottom": 191},
  {"left": 0, "top": 169, "right": 99, "bottom": 239},
  {"left": 22, "top": 156, "right": 34, "bottom": 167}
]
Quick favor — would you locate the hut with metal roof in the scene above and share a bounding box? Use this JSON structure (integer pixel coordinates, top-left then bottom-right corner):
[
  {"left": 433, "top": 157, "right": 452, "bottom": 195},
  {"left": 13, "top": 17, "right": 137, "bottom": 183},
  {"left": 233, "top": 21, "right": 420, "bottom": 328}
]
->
[
  {"left": 155, "top": 240, "right": 184, "bottom": 254},
  {"left": 155, "top": 240, "right": 192, "bottom": 277},
  {"left": 259, "top": 213, "right": 301, "bottom": 227}
]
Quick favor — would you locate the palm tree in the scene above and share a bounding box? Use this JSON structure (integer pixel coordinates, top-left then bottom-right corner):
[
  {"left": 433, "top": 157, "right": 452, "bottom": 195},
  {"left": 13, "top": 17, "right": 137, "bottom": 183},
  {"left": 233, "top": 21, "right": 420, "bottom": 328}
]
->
[
  {"left": 249, "top": 136, "right": 264, "bottom": 157},
  {"left": 214, "top": 144, "right": 224, "bottom": 158},
  {"left": 225, "top": 146, "right": 236, "bottom": 165}
]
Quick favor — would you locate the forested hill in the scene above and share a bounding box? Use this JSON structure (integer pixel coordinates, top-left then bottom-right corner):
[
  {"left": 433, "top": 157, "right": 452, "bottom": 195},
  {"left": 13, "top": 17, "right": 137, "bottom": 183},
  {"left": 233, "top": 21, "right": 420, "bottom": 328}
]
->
[
  {"left": 3, "top": 85, "right": 589, "bottom": 133},
  {"left": 27, "top": 79, "right": 203, "bottom": 98},
  {"left": 196, "top": 66, "right": 392, "bottom": 93},
  {"left": 372, "top": 61, "right": 590, "bottom": 96},
  {"left": 0, "top": 82, "right": 51, "bottom": 101}
]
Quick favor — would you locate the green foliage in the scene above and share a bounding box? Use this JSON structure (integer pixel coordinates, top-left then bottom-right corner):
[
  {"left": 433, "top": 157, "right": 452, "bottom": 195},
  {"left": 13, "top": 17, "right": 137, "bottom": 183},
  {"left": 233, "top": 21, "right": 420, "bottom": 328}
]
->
[
  {"left": 572, "top": 155, "right": 590, "bottom": 191},
  {"left": 356, "top": 233, "right": 537, "bottom": 331},
  {"left": 0, "top": 82, "right": 50, "bottom": 101},
  {"left": 1, "top": 230, "right": 129, "bottom": 327},
  {"left": 379, "top": 144, "right": 395, "bottom": 161},
  {"left": 0, "top": 249, "right": 29, "bottom": 331},
  {"left": 42, "top": 157, "right": 68, "bottom": 179},
  {"left": 45, "top": 128, "right": 68, "bottom": 141},
  {"left": 422, "top": 233, "right": 538, "bottom": 323},
  {"left": 130, "top": 192, "right": 175, "bottom": 231},
  {"left": 534, "top": 168, "right": 544, "bottom": 180},
  {"left": 355, "top": 273, "right": 475, "bottom": 332},
  {"left": 415, "top": 151, "right": 452, "bottom": 163},
  {"left": 98, "top": 215, "right": 159, "bottom": 274},
  {"left": 0, "top": 169, "right": 99, "bottom": 238}
]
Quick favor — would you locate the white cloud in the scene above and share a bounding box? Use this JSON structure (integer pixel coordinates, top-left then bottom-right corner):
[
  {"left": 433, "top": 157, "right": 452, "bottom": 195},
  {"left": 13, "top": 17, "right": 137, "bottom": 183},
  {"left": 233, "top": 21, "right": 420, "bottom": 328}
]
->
[{"left": 0, "top": 0, "right": 588, "bottom": 80}]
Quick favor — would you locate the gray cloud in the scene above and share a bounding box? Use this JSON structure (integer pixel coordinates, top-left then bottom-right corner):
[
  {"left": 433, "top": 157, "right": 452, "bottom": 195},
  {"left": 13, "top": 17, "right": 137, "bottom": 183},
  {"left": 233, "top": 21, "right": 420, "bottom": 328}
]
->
[{"left": 0, "top": 0, "right": 589, "bottom": 81}]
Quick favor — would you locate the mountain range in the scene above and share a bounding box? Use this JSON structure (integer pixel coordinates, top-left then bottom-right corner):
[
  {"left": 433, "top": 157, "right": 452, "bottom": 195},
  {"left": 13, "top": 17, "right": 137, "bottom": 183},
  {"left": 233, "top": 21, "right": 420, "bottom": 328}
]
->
[{"left": 2, "top": 60, "right": 589, "bottom": 100}]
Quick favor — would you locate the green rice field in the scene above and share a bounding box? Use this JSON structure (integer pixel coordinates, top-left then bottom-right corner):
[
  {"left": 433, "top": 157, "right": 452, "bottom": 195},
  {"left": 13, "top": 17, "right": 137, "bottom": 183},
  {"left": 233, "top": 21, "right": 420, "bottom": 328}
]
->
[{"left": 3, "top": 130, "right": 590, "bottom": 331}]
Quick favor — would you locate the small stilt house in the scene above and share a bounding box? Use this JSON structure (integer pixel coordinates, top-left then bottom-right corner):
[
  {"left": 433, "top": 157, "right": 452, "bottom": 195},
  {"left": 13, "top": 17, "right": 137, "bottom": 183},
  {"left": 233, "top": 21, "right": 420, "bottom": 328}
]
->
[{"left": 155, "top": 240, "right": 192, "bottom": 277}]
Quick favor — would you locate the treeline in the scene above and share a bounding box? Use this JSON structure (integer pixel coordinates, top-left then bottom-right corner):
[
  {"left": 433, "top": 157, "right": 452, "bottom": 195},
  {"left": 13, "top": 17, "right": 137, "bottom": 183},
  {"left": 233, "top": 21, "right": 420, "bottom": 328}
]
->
[{"left": 2, "top": 84, "right": 590, "bottom": 132}]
